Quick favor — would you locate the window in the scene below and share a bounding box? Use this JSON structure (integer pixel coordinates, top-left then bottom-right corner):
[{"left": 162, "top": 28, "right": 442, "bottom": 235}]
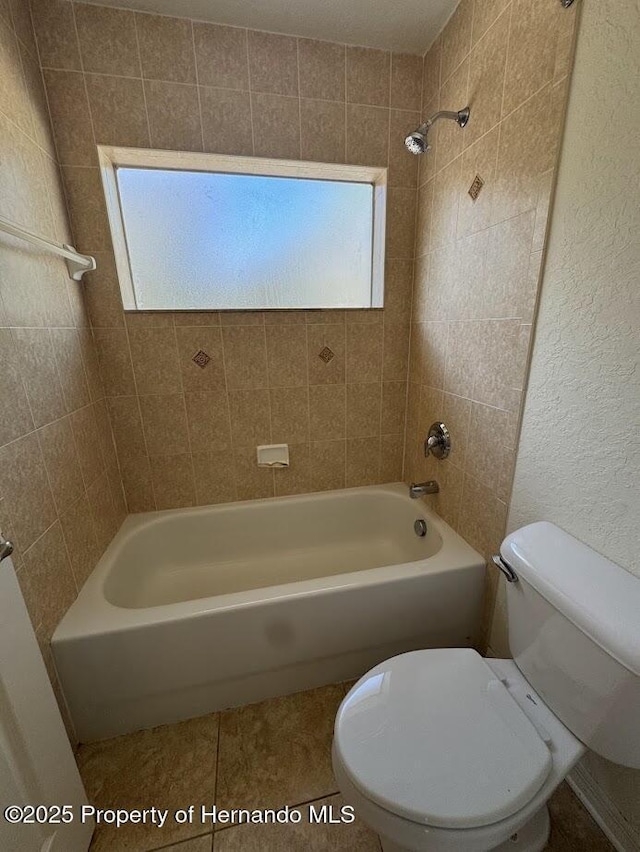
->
[{"left": 98, "top": 147, "right": 386, "bottom": 312}]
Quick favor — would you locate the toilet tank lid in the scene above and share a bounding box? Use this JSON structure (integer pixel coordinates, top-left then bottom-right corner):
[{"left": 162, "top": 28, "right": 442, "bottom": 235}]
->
[{"left": 502, "top": 522, "right": 640, "bottom": 676}]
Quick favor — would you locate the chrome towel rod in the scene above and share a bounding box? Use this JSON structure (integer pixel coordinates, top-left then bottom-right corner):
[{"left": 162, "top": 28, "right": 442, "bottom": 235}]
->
[{"left": 0, "top": 216, "right": 96, "bottom": 281}]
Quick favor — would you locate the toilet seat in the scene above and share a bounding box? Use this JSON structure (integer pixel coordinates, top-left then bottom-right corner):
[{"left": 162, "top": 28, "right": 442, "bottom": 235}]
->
[{"left": 334, "top": 649, "right": 553, "bottom": 830}]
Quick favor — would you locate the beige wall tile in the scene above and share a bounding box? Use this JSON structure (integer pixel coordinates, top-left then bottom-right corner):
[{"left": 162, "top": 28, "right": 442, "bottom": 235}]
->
[
  {"left": 298, "top": 39, "right": 345, "bottom": 101},
  {"left": 199, "top": 87, "right": 253, "bottom": 156},
  {"left": 346, "top": 437, "right": 380, "bottom": 487},
  {"left": 388, "top": 110, "right": 420, "bottom": 188},
  {"left": 176, "top": 326, "right": 225, "bottom": 392},
  {"left": 75, "top": 3, "right": 140, "bottom": 77},
  {"left": 43, "top": 70, "right": 95, "bottom": 166},
  {"left": 380, "top": 433, "right": 404, "bottom": 481},
  {"left": 234, "top": 444, "right": 274, "bottom": 500},
  {"left": 346, "top": 46, "right": 390, "bottom": 107},
  {"left": 384, "top": 258, "right": 413, "bottom": 325},
  {"left": 0, "top": 18, "right": 32, "bottom": 137},
  {"left": 70, "top": 405, "right": 104, "bottom": 487},
  {"left": 435, "top": 58, "right": 469, "bottom": 169},
  {"left": 0, "top": 328, "right": 34, "bottom": 445},
  {"left": 414, "top": 180, "right": 433, "bottom": 258},
  {"left": 251, "top": 92, "right": 300, "bottom": 159},
  {"left": 382, "top": 323, "right": 409, "bottom": 382},
  {"left": 149, "top": 454, "right": 195, "bottom": 509},
  {"left": 59, "top": 495, "right": 102, "bottom": 588},
  {"left": 503, "top": 0, "right": 563, "bottom": 117},
  {"left": 62, "top": 166, "right": 111, "bottom": 252},
  {"left": 457, "top": 126, "right": 499, "bottom": 239},
  {"left": 472, "top": 319, "right": 525, "bottom": 410},
  {"left": 228, "top": 388, "right": 270, "bottom": 446},
  {"left": 440, "top": 0, "right": 473, "bottom": 84},
  {"left": 270, "top": 387, "right": 309, "bottom": 444},
  {"left": 386, "top": 188, "right": 417, "bottom": 258},
  {"left": 466, "top": 9, "right": 509, "bottom": 146},
  {"left": 85, "top": 74, "right": 149, "bottom": 148},
  {"left": 193, "top": 450, "right": 235, "bottom": 505},
  {"left": 136, "top": 12, "right": 196, "bottom": 84},
  {"left": 493, "top": 83, "right": 559, "bottom": 225},
  {"left": 12, "top": 327, "right": 66, "bottom": 427},
  {"left": 22, "top": 521, "right": 76, "bottom": 637},
  {"left": 483, "top": 211, "right": 536, "bottom": 319},
  {"left": 121, "top": 455, "right": 155, "bottom": 512},
  {"left": 441, "top": 392, "right": 471, "bottom": 469},
  {"left": 38, "top": 416, "right": 84, "bottom": 514},
  {"left": 300, "top": 99, "right": 345, "bottom": 164},
  {"left": 145, "top": 81, "right": 203, "bottom": 151},
  {"left": 430, "top": 156, "right": 462, "bottom": 250},
  {"left": 443, "top": 320, "right": 479, "bottom": 398},
  {"left": 382, "top": 382, "right": 407, "bottom": 434},
  {"left": 422, "top": 38, "right": 441, "bottom": 106},
  {"left": 0, "top": 432, "right": 56, "bottom": 550},
  {"left": 472, "top": 0, "right": 510, "bottom": 46},
  {"left": 346, "top": 323, "right": 383, "bottom": 383},
  {"left": 222, "top": 326, "right": 268, "bottom": 390},
  {"left": 307, "top": 323, "right": 345, "bottom": 385},
  {"left": 274, "top": 442, "right": 310, "bottom": 496},
  {"left": 248, "top": 29, "right": 298, "bottom": 96},
  {"left": 30, "top": 0, "right": 81, "bottom": 71},
  {"left": 346, "top": 104, "right": 388, "bottom": 167},
  {"left": 346, "top": 383, "right": 382, "bottom": 438},
  {"left": 391, "top": 53, "right": 422, "bottom": 111},
  {"left": 51, "top": 328, "right": 91, "bottom": 412},
  {"left": 193, "top": 22, "right": 248, "bottom": 90},
  {"left": 266, "top": 325, "right": 308, "bottom": 388},
  {"left": 309, "top": 440, "right": 345, "bottom": 492},
  {"left": 139, "top": 393, "right": 190, "bottom": 456},
  {"left": 82, "top": 252, "right": 124, "bottom": 328},
  {"left": 220, "top": 311, "right": 265, "bottom": 326},
  {"left": 185, "top": 390, "right": 231, "bottom": 452},
  {"left": 309, "top": 384, "right": 346, "bottom": 441},
  {"left": 128, "top": 327, "right": 182, "bottom": 394},
  {"left": 458, "top": 473, "right": 508, "bottom": 560},
  {"left": 94, "top": 327, "right": 136, "bottom": 396}
]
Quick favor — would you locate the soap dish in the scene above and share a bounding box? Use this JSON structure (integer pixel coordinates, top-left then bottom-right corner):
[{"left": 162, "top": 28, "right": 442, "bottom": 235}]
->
[{"left": 256, "top": 444, "right": 290, "bottom": 468}]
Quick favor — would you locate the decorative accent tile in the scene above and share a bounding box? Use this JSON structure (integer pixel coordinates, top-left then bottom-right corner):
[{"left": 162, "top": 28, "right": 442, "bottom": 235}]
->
[
  {"left": 192, "top": 349, "right": 211, "bottom": 368},
  {"left": 468, "top": 174, "right": 485, "bottom": 201},
  {"left": 318, "top": 346, "right": 335, "bottom": 364}
]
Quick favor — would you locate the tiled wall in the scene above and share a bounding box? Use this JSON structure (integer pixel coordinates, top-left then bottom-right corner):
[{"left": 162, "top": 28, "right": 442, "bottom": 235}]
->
[
  {"left": 0, "top": 0, "right": 125, "bottom": 727},
  {"left": 404, "top": 0, "right": 579, "bottom": 639},
  {"left": 30, "top": 0, "right": 424, "bottom": 511}
]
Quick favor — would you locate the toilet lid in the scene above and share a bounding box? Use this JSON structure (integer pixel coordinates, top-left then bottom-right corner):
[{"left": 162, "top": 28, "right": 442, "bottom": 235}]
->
[{"left": 334, "top": 649, "right": 552, "bottom": 829}]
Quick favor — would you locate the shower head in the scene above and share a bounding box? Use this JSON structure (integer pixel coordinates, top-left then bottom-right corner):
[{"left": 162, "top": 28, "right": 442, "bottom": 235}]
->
[{"left": 404, "top": 107, "right": 471, "bottom": 155}]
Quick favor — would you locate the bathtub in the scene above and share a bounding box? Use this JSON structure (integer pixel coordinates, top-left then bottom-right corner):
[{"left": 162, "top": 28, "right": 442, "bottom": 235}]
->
[{"left": 52, "top": 484, "right": 485, "bottom": 741}]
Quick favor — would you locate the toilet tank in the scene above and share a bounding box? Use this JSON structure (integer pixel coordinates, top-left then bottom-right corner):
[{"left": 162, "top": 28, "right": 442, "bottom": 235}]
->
[{"left": 501, "top": 522, "right": 640, "bottom": 769}]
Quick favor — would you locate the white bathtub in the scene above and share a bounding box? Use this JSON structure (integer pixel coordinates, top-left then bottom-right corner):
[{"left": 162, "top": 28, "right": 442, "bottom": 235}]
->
[{"left": 52, "top": 484, "right": 485, "bottom": 741}]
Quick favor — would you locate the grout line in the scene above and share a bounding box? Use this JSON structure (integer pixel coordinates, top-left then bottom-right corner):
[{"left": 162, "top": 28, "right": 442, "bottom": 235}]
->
[
  {"left": 191, "top": 20, "right": 206, "bottom": 153},
  {"left": 132, "top": 14, "right": 153, "bottom": 146}
]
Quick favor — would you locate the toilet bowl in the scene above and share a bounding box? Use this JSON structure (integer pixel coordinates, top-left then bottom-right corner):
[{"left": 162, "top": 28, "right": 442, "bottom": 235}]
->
[
  {"left": 333, "top": 650, "right": 583, "bottom": 852},
  {"left": 333, "top": 523, "right": 640, "bottom": 852}
]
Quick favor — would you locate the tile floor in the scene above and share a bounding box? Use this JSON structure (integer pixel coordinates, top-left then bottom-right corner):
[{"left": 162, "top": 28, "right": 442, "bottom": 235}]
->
[{"left": 77, "top": 682, "right": 615, "bottom": 852}]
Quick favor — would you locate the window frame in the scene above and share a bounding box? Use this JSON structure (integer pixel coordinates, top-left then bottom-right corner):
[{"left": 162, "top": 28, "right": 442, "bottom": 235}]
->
[{"left": 97, "top": 145, "right": 388, "bottom": 312}]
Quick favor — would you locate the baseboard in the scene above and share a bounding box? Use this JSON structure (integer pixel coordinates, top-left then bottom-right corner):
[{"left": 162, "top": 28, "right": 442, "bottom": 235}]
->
[{"left": 568, "top": 765, "right": 640, "bottom": 852}]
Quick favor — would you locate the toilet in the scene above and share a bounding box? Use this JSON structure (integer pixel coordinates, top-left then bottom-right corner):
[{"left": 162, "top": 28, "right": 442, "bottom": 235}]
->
[{"left": 333, "top": 522, "right": 640, "bottom": 852}]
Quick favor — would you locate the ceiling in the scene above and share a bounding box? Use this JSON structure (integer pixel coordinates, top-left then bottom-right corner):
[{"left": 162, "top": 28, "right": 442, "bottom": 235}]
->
[{"left": 85, "top": 0, "right": 459, "bottom": 54}]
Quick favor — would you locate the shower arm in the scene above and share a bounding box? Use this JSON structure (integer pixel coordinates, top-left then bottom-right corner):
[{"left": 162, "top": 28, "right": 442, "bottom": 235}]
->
[{"left": 424, "top": 110, "right": 463, "bottom": 129}]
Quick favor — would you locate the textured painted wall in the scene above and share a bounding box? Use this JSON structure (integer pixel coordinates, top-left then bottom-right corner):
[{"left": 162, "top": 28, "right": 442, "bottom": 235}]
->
[{"left": 501, "top": 0, "right": 640, "bottom": 839}]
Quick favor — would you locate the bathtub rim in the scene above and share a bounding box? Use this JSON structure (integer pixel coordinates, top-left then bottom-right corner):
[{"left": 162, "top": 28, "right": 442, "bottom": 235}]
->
[{"left": 54, "top": 483, "right": 485, "bottom": 641}]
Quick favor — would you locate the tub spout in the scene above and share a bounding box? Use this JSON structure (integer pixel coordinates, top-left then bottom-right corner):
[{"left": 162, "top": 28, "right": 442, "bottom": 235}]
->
[{"left": 409, "top": 481, "right": 439, "bottom": 498}]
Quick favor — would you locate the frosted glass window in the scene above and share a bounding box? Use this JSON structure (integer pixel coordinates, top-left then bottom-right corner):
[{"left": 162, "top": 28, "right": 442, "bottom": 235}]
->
[{"left": 111, "top": 164, "right": 382, "bottom": 311}]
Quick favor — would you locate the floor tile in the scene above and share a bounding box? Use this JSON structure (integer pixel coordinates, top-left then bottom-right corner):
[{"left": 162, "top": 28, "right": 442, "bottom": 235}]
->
[
  {"left": 216, "top": 684, "right": 344, "bottom": 811},
  {"left": 212, "top": 794, "right": 381, "bottom": 851},
  {"left": 78, "top": 714, "right": 219, "bottom": 851},
  {"left": 548, "top": 783, "right": 615, "bottom": 851},
  {"left": 161, "top": 836, "right": 213, "bottom": 852}
]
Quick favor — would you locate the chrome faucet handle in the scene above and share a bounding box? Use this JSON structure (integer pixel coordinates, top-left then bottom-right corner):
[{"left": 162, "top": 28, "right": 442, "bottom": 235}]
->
[
  {"left": 0, "top": 534, "right": 14, "bottom": 563},
  {"left": 424, "top": 422, "right": 451, "bottom": 460}
]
